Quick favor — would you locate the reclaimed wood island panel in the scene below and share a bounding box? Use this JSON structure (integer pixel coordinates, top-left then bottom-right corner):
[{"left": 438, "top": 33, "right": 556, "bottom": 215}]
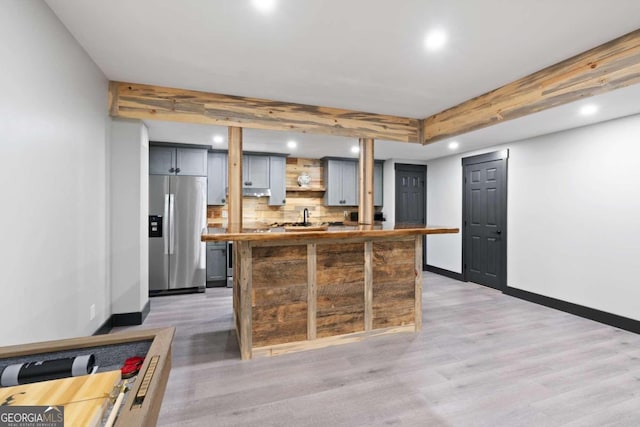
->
[{"left": 202, "top": 226, "right": 458, "bottom": 360}]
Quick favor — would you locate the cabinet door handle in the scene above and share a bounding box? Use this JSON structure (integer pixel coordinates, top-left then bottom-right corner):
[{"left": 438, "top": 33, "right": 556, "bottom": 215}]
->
[
  {"left": 169, "top": 167, "right": 175, "bottom": 173},
  {"left": 221, "top": 198, "right": 226, "bottom": 203},
  {"left": 283, "top": 199, "right": 286, "bottom": 204},
  {"left": 175, "top": 167, "right": 181, "bottom": 173}
]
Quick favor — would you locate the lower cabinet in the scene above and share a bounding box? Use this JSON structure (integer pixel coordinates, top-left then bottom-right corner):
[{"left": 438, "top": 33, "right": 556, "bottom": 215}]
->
[{"left": 206, "top": 242, "right": 227, "bottom": 285}]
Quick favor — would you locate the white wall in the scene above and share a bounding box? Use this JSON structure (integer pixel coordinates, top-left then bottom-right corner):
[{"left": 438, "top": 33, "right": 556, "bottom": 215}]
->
[
  {"left": 426, "top": 156, "right": 463, "bottom": 273},
  {"left": 110, "top": 120, "right": 149, "bottom": 315},
  {"left": 0, "top": 1, "right": 110, "bottom": 345},
  {"left": 426, "top": 114, "right": 640, "bottom": 321}
]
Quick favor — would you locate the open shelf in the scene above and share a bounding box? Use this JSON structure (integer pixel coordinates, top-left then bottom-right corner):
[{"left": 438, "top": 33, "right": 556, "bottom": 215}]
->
[{"left": 286, "top": 186, "right": 326, "bottom": 192}]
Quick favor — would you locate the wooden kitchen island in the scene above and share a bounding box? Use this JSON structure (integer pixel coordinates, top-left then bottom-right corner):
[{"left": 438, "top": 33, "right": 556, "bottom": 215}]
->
[{"left": 202, "top": 225, "right": 458, "bottom": 360}]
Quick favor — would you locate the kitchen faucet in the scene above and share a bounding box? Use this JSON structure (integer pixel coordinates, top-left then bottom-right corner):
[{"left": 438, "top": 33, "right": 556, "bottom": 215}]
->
[{"left": 303, "top": 208, "right": 309, "bottom": 225}]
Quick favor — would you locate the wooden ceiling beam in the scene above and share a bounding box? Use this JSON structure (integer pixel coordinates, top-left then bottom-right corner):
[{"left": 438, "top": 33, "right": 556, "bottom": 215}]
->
[
  {"left": 108, "top": 82, "right": 420, "bottom": 143},
  {"left": 422, "top": 28, "right": 640, "bottom": 144}
]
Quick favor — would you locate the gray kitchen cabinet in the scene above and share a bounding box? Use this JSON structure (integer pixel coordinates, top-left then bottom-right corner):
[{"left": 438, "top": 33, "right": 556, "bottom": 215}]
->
[
  {"left": 374, "top": 161, "right": 383, "bottom": 207},
  {"left": 243, "top": 155, "right": 270, "bottom": 187},
  {"left": 206, "top": 242, "right": 227, "bottom": 283},
  {"left": 176, "top": 148, "right": 208, "bottom": 176},
  {"left": 149, "top": 146, "right": 175, "bottom": 175},
  {"left": 207, "top": 152, "right": 227, "bottom": 205},
  {"left": 150, "top": 146, "right": 207, "bottom": 176},
  {"left": 268, "top": 156, "right": 287, "bottom": 206},
  {"left": 323, "top": 159, "right": 358, "bottom": 206}
]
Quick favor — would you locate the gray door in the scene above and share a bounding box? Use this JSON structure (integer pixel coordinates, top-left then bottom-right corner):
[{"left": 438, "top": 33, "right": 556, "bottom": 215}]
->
[
  {"left": 395, "top": 164, "right": 426, "bottom": 225},
  {"left": 462, "top": 151, "right": 508, "bottom": 290},
  {"left": 169, "top": 176, "right": 207, "bottom": 289},
  {"left": 395, "top": 164, "right": 426, "bottom": 267},
  {"left": 149, "top": 175, "right": 170, "bottom": 291}
]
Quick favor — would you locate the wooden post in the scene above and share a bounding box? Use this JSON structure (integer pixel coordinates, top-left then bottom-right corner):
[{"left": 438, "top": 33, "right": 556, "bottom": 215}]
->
[
  {"left": 228, "top": 127, "right": 243, "bottom": 233},
  {"left": 364, "top": 241, "right": 373, "bottom": 331},
  {"left": 414, "top": 235, "right": 423, "bottom": 332},
  {"left": 307, "top": 243, "right": 317, "bottom": 340},
  {"left": 239, "top": 241, "right": 252, "bottom": 360},
  {"left": 358, "top": 138, "right": 374, "bottom": 225}
]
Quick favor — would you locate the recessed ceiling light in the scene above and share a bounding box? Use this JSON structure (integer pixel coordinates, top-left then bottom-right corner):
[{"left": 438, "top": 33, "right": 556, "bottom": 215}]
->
[
  {"left": 252, "top": 0, "right": 276, "bottom": 13},
  {"left": 425, "top": 29, "right": 447, "bottom": 51},
  {"left": 448, "top": 141, "right": 459, "bottom": 150},
  {"left": 287, "top": 140, "right": 297, "bottom": 149},
  {"left": 351, "top": 146, "right": 360, "bottom": 154},
  {"left": 213, "top": 135, "right": 224, "bottom": 144},
  {"left": 579, "top": 104, "right": 598, "bottom": 116}
]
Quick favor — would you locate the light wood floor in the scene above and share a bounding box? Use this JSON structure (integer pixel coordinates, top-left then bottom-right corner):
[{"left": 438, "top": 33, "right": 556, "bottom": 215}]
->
[{"left": 113, "top": 272, "right": 640, "bottom": 426}]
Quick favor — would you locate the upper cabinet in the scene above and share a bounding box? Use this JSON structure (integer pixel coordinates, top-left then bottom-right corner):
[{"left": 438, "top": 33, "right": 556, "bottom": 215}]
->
[
  {"left": 243, "top": 155, "right": 270, "bottom": 188},
  {"left": 374, "top": 161, "right": 383, "bottom": 207},
  {"left": 207, "top": 152, "right": 227, "bottom": 205},
  {"left": 207, "top": 152, "right": 286, "bottom": 206},
  {"left": 268, "top": 156, "right": 286, "bottom": 206},
  {"left": 324, "top": 158, "right": 384, "bottom": 207},
  {"left": 149, "top": 146, "right": 207, "bottom": 176},
  {"left": 323, "top": 159, "right": 358, "bottom": 206}
]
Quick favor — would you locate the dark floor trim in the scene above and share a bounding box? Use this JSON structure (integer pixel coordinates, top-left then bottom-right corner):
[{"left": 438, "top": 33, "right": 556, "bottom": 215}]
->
[
  {"left": 93, "top": 300, "right": 152, "bottom": 335},
  {"left": 112, "top": 300, "right": 151, "bottom": 328},
  {"left": 93, "top": 317, "right": 113, "bottom": 335},
  {"left": 424, "top": 265, "right": 464, "bottom": 281},
  {"left": 504, "top": 286, "right": 640, "bottom": 335}
]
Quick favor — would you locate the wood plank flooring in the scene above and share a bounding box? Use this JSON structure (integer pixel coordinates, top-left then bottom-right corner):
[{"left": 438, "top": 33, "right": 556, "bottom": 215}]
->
[{"left": 112, "top": 272, "right": 640, "bottom": 426}]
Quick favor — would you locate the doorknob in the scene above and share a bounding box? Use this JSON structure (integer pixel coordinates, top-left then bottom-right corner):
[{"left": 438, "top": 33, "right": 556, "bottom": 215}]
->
[{"left": 494, "top": 230, "right": 502, "bottom": 235}]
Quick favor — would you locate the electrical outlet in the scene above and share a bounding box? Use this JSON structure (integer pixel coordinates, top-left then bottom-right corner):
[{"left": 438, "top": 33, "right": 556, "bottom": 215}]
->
[
  {"left": 90, "top": 304, "right": 96, "bottom": 320},
  {"left": 222, "top": 210, "right": 228, "bottom": 218}
]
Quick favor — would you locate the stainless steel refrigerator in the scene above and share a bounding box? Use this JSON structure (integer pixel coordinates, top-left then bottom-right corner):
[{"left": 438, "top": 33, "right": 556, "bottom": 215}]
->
[{"left": 149, "top": 175, "right": 207, "bottom": 293}]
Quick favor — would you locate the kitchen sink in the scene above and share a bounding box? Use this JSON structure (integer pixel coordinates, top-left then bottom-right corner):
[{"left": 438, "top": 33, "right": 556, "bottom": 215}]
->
[{"left": 272, "top": 222, "right": 330, "bottom": 232}]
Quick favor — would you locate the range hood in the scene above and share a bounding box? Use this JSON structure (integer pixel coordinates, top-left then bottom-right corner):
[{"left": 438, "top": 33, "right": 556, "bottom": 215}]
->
[
  {"left": 242, "top": 188, "right": 271, "bottom": 197},
  {"left": 225, "top": 187, "right": 272, "bottom": 197}
]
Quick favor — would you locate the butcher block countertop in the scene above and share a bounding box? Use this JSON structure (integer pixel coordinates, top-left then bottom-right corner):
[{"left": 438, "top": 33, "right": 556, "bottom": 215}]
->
[{"left": 201, "top": 224, "right": 459, "bottom": 242}]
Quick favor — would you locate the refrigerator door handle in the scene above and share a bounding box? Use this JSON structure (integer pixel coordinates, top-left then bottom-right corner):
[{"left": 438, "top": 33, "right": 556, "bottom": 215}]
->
[
  {"left": 169, "top": 193, "right": 175, "bottom": 255},
  {"left": 163, "top": 194, "right": 170, "bottom": 254}
]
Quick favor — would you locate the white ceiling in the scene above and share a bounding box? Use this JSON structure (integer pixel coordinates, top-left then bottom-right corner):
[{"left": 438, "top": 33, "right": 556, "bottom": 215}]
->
[{"left": 46, "top": 0, "right": 640, "bottom": 160}]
